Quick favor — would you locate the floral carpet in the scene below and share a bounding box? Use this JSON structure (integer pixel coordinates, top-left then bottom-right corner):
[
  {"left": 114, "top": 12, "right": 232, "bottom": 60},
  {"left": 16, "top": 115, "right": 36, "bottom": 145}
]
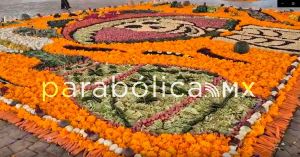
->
[{"left": 0, "top": 2, "right": 300, "bottom": 157}]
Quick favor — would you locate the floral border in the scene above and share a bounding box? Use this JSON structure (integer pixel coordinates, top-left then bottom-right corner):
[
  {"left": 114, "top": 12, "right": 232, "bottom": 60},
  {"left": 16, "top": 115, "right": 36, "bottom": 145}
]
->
[{"left": 0, "top": 2, "right": 300, "bottom": 156}]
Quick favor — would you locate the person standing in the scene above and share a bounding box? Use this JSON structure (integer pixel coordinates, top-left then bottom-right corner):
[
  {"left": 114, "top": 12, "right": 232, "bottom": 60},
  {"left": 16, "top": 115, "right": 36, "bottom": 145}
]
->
[{"left": 61, "top": 0, "right": 71, "bottom": 10}]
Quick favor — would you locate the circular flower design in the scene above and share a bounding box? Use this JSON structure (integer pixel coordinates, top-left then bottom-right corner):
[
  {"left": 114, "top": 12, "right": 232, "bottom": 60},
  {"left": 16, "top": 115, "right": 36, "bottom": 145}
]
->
[
  {"left": 1, "top": 5, "right": 300, "bottom": 157},
  {"left": 66, "top": 13, "right": 229, "bottom": 44}
]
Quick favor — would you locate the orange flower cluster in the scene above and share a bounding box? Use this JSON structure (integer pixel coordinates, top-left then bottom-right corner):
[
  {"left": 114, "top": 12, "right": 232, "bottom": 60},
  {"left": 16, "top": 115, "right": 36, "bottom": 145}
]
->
[
  {"left": 239, "top": 66, "right": 300, "bottom": 156},
  {"left": 2, "top": 3, "right": 299, "bottom": 30},
  {"left": 0, "top": 96, "right": 117, "bottom": 157},
  {"left": 0, "top": 52, "right": 230, "bottom": 156},
  {"left": 44, "top": 37, "right": 296, "bottom": 98},
  {"left": 0, "top": 3, "right": 300, "bottom": 157}
]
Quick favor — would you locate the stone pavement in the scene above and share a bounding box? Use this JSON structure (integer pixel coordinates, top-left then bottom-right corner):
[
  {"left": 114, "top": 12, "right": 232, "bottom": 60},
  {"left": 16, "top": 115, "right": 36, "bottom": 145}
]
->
[
  {"left": 275, "top": 108, "right": 300, "bottom": 157},
  {"left": 1, "top": 0, "right": 300, "bottom": 19},
  {"left": 0, "top": 0, "right": 126, "bottom": 19},
  {"left": 1, "top": 108, "right": 300, "bottom": 157},
  {"left": 0, "top": 120, "right": 83, "bottom": 157}
]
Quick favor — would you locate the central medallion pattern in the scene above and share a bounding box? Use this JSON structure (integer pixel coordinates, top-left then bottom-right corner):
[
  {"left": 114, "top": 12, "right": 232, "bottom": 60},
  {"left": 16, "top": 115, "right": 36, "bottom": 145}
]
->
[{"left": 66, "top": 14, "right": 230, "bottom": 44}]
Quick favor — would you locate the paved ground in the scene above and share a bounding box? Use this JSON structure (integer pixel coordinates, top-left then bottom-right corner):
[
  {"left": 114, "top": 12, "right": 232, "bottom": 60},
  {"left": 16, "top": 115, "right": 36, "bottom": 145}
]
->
[
  {"left": 0, "top": 0, "right": 127, "bottom": 19},
  {"left": 1, "top": 0, "right": 299, "bottom": 20},
  {"left": 1, "top": 108, "right": 300, "bottom": 157},
  {"left": 275, "top": 108, "right": 300, "bottom": 157},
  {"left": 0, "top": 120, "right": 83, "bottom": 157}
]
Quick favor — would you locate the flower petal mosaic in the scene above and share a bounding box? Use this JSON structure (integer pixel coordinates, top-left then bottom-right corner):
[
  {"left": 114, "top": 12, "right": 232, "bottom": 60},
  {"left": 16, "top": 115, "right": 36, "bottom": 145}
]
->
[{"left": 0, "top": 2, "right": 300, "bottom": 157}]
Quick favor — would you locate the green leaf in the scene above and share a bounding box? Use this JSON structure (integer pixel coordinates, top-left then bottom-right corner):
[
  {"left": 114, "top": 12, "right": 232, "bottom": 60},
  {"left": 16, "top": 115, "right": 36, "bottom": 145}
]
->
[{"left": 136, "top": 93, "right": 158, "bottom": 104}]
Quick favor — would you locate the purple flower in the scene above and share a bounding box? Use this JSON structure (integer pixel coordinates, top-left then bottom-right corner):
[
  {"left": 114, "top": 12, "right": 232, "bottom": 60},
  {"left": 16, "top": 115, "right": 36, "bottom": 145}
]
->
[{"left": 94, "top": 27, "right": 181, "bottom": 42}]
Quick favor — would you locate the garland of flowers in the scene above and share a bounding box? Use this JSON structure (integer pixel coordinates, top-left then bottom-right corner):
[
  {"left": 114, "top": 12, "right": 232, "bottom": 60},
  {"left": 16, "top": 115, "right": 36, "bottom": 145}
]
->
[
  {"left": 44, "top": 37, "right": 296, "bottom": 99},
  {"left": 0, "top": 93, "right": 142, "bottom": 157},
  {"left": 238, "top": 64, "right": 300, "bottom": 156},
  {"left": 0, "top": 97, "right": 121, "bottom": 157},
  {"left": 223, "top": 55, "right": 300, "bottom": 157},
  {"left": 0, "top": 52, "right": 230, "bottom": 156}
]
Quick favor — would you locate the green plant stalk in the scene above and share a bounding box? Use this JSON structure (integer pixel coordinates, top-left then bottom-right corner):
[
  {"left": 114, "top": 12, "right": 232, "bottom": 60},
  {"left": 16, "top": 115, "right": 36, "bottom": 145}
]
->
[{"left": 182, "top": 92, "right": 235, "bottom": 133}]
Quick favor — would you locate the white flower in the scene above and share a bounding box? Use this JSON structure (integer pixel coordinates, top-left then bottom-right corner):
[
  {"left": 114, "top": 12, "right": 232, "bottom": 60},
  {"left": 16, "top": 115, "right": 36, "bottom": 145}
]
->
[
  {"left": 115, "top": 147, "right": 123, "bottom": 155},
  {"left": 247, "top": 112, "right": 261, "bottom": 124},
  {"left": 30, "top": 109, "right": 36, "bottom": 115},
  {"left": 97, "top": 138, "right": 105, "bottom": 144},
  {"left": 229, "top": 150, "right": 238, "bottom": 155},
  {"left": 109, "top": 144, "right": 118, "bottom": 151},
  {"left": 73, "top": 128, "right": 80, "bottom": 133},
  {"left": 284, "top": 75, "right": 292, "bottom": 81},
  {"left": 134, "top": 154, "right": 142, "bottom": 157},
  {"left": 0, "top": 28, "right": 53, "bottom": 53},
  {"left": 277, "top": 83, "right": 285, "bottom": 90},
  {"left": 51, "top": 117, "right": 58, "bottom": 122},
  {"left": 3, "top": 98, "right": 13, "bottom": 104},
  {"left": 292, "top": 62, "right": 299, "bottom": 67},
  {"left": 79, "top": 129, "right": 85, "bottom": 135},
  {"left": 65, "top": 125, "right": 74, "bottom": 132},
  {"left": 82, "top": 132, "right": 88, "bottom": 138},
  {"left": 239, "top": 126, "right": 251, "bottom": 137},
  {"left": 43, "top": 115, "right": 51, "bottom": 119},
  {"left": 229, "top": 146, "right": 237, "bottom": 151},
  {"left": 26, "top": 108, "right": 33, "bottom": 113},
  {"left": 222, "top": 152, "right": 232, "bottom": 157},
  {"left": 103, "top": 140, "right": 112, "bottom": 146},
  {"left": 235, "top": 134, "right": 243, "bottom": 140},
  {"left": 15, "top": 104, "right": 22, "bottom": 109},
  {"left": 271, "top": 91, "right": 278, "bottom": 96},
  {"left": 22, "top": 105, "right": 30, "bottom": 110},
  {"left": 262, "top": 101, "right": 273, "bottom": 112}
]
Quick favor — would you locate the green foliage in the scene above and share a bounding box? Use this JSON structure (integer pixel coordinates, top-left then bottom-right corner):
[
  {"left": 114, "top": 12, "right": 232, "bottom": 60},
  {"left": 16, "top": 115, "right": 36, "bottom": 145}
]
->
[
  {"left": 182, "top": 92, "right": 235, "bottom": 133},
  {"left": 109, "top": 88, "right": 132, "bottom": 127},
  {"left": 88, "top": 68, "right": 104, "bottom": 76},
  {"left": 21, "top": 14, "right": 31, "bottom": 20},
  {"left": 0, "top": 21, "right": 19, "bottom": 27},
  {"left": 152, "top": 2, "right": 169, "bottom": 7},
  {"left": 223, "top": 20, "right": 239, "bottom": 30},
  {"left": 47, "top": 19, "right": 73, "bottom": 28},
  {"left": 207, "top": 6, "right": 217, "bottom": 13},
  {"left": 203, "top": 30, "right": 220, "bottom": 37},
  {"left": 136, "top": 93, "right": 158, "bottom": 104},
  {"left": 234, "top": 41, "right": 250, "bottom": 54},
  {"left": 13, "top": 27, "right": 58, "bottom": 38},
  {"left": 82, "top": 96, "right": 102, "bottom": 103},
  {"left": 23, "top": 50, "right": 87, "bottom": 70},
  {"left": 247, "top": 10, "right": 276, "bottom": 22},
  {"left": 193, "top": 4, "right": 208, "bottom": 13},
  {"left": 0, "top": 39, "right": 30, "bottom": 52},
  {"left": 170, "top": 1, "right": 183, "bottom": 8}
]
